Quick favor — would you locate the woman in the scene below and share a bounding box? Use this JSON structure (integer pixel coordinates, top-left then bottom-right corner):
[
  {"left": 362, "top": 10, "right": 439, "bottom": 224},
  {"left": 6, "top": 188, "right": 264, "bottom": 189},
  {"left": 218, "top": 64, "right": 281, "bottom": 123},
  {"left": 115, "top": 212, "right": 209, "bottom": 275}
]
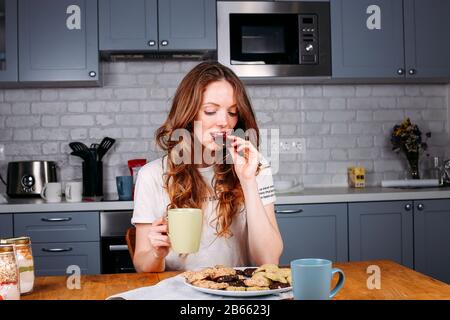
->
[{"left": 132, "top": 61, "right": 283, "bottom": 272}]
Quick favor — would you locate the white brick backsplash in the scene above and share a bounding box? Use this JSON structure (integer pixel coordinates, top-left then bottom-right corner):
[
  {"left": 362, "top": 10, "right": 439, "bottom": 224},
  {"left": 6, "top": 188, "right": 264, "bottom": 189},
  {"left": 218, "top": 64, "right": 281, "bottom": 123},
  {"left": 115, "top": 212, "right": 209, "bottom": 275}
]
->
[
  {"left": 96, "top": 114, "right": 115, "bottom": 126},
  {"left": 331, "top": 123, "right": 348, "bottom": 134},
  {"left": 68, "top": 102, "right": 86, "bottom": 113},
  {"left": 304, "top": 85, "right": 322, "bottom": 97},
  {"left": 331, "top": 149, "right": 348, "bottom": 160},
  {"left": 422, "top": 109, "right": 447, "bottom": 121},
  {"left": 136, "top": 74, "right": 157, "bottom": 85},
  {"left": 42, "top": 142, "right": 59, "bottom": 155},
  {"left": 5, "top": 89, "right": 40, "bottom": 102},
  {"left": 374, "top": 160, "right": 404, "bottom": 172},
  {"left": 323, "top": 136, "right": 356, "bottom": 148},
  {"left": 398, "top": 97, "right": 428, "bottom": 109},
  {"left": 89, "top": 127, "right": 122, "bottom": 139},
  {"left": 61, "top": 115, "right": 95, "bottom": 126},
  {"left": 324, "top": 111, "right": 355, "bottom": 122},
  {"left": 87, "top": 101, "right": 106, "bottom": 113},
  {"left": 96, "top": 88, "right": 114, "bottom": 100},
  {"left": 307, "top": 162, "right": 325, "bottom": 174},
  {"left": 33, "top": 128, "right": 70, "bottom": 141},
  {"left": 371, "top": 85, "right": 405, "bottom": 96},
  {"left": 355, "top": 86, "right": 372, "bottom": 97},
  {"left": 32, "top": 102, "right": 66, "bottom": 114},
  {"left": 323, "top": 85, "right": 355, "bottom": 97},
  {"left": 349, "top": 123, "right": 382, "bottom": 135},
  {"left": 0, "top": 129, "right": 13, "bottom": 140},
  {"left": 347, "top": 98, "right": 378, "bottom": 109},
  {"left": 0, "top": 103, "right": 11, "bottom": 114},
  {"left": 0, "top": 61, "right": 448, "bottom": 190},
  {"left": 123, "top": 127, "right": 140, "bottom": 138},
  {"left": 306, "top": 111, "right": 323, "bottom": 122},
  {"left": 329, "top": 98, "right": 346, "bottom": 109},
  {"left": 357, "top": 136, "right": 373, "bottom": 147},
  {"left": 104, "top": 74, "right": 138, "bottom": 86},
  {"left": 13, "top": 129, "right": 31, "bottom": 141},
  {"left": 348, "top": 148, "right": 380, "bottom": 160},
  {"left": 7, "top": 143, "right": 41, "bottom": 155},
  {"left": 6, "top": 116, "right": 40, "bottom": 128},
  {"left": 10, "top": 102, "right": 30, "bottom": 115},
  {"left": 59, "top": 88, "right": 96, "bottom": 101},
  {"left": 70, "top": 128, "right": 88, "bottom": 140},
  {"left": 120, "top": 101, "right": 139, "bottom": 112},
  {"left": 114, "top": 88, "right": 147, "bottom": 100},
  {"left": 278, "top": 98, "right": 297, "bottom": 110},
  {"left": 41, "top": 89, "right": 59, "bottom": 101},
  {"left": 373, "top": 110, "right": 404, "bottom": 121}
]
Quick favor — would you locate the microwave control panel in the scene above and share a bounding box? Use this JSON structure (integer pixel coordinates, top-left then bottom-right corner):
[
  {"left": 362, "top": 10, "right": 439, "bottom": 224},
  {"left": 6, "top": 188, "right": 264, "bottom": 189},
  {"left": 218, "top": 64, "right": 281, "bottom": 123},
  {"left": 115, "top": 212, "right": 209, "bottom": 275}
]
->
[{"left": 298, "top": 15, "right": 319, "bottom": 64}]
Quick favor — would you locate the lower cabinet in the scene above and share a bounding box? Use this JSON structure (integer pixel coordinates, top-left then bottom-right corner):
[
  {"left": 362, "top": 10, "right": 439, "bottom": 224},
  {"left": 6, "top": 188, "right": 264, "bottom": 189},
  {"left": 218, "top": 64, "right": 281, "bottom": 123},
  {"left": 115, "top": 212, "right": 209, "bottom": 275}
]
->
[
  {"left": 13, "top": 211, "right": 101, "bottom": 276},
  {"left": 348, "top": 201, "right": 414, "bottom": 269},
  {"left": 414, "top": 199, "right": 450, "bottom": 284},
  {"left": 276, "top": 203, "right": 348, "bottom": 265},
  {"left": 0, "top": 214, "right": 13, "bottom": 238}
]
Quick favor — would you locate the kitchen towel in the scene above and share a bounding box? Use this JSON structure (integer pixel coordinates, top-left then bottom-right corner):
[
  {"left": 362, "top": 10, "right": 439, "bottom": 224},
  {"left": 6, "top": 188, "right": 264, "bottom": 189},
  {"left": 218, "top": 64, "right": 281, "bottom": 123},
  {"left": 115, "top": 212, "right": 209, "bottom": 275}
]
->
[
  {"left": 381, "top": 179, "right": 440, "bottom": 188},
  {"left": 106, "top": 274, "right": 293, "bottom": 300}
]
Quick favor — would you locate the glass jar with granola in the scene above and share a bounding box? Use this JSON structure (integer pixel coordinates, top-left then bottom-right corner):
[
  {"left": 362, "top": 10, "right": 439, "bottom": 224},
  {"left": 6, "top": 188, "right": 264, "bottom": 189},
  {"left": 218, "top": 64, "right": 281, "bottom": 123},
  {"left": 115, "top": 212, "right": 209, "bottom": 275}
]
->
[
  {"left": 2, "top": 237, "right": 35, "bottom": 294},
  {"left": 0, "top": 244, "right": 20, "bottom": 300}
]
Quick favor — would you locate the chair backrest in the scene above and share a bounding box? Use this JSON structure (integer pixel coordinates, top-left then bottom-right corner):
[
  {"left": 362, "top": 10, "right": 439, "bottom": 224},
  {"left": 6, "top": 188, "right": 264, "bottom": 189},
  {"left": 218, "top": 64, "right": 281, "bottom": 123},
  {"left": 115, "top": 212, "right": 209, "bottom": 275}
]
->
[{"left": 125, "top": 227, "right": 136, "bottom": 260}]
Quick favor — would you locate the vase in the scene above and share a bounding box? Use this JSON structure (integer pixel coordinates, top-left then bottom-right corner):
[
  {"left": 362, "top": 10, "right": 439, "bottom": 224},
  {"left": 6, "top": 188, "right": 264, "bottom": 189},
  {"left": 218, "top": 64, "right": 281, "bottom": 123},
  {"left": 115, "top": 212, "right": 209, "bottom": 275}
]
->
[{"left": 406, "top": 151, "right": 420, "bottom": 179}]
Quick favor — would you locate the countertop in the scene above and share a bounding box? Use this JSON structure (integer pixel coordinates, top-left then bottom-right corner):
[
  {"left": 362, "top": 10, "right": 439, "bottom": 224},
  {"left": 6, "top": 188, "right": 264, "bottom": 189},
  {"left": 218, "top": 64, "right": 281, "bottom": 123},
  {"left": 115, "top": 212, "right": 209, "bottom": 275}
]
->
[
  {"left": 22, "top": 260, "right": 450, "bottom": 300},
  {"left": 2, "top": 186, "right": 450, "bottom": 213}
]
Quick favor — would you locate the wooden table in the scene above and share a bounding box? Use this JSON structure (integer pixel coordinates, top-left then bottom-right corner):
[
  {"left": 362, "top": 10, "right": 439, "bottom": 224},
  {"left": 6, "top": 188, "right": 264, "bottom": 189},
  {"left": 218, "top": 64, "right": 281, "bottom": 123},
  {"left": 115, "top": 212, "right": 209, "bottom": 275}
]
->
[{"left": 22, "top": 260, "right": 450, "bottom": 300}]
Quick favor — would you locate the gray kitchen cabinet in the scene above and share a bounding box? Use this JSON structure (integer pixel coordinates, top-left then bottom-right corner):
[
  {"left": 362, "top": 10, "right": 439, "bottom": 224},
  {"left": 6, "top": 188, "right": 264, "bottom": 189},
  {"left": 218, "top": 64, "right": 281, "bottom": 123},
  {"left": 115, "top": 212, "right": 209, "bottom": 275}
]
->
[
  {"left": 18, "top": 0, "right": 100, "bottom": 86},
  {"left": 99, "top": 0, "right": 216, "bottom": 52},
  {"left": 331, "top": 0, "right": 450, "bottom": 81},
  {"left": 414, "top": 199, "right": 450, "bottom": 284},
  {"left": 13, "top": 211, "right": 101, "bottom": 276},
  {"left": 32, "top": 242, "right": 100, "bottom": 276},
  {"left": 0, "top": 0, "right": 18, "bottom": 83},
  {"left": 276, "top": 203, "right": 348, "bottom": 265},
  {"left": 348, "top": 201, "right": 414, "bottom": 269},
  {"left": 0, "top": 214, "right": 13, "bottom": 238}
]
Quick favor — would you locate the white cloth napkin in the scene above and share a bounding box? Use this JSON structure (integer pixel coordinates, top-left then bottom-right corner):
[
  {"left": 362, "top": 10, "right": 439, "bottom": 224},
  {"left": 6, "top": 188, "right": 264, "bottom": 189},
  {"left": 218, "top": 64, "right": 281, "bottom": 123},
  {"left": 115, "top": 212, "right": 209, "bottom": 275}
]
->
[{"left": 106, "top": 274, "right": 293, "bottom": 300}]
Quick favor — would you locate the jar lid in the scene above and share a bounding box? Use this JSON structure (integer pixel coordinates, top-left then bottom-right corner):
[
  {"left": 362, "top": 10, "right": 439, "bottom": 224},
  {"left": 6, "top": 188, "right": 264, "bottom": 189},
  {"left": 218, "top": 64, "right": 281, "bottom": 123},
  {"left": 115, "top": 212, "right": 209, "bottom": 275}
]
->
[
  {"left": 0, "top": 244, "right": 15, "bottom": 253},
  {"left": 1, "top": 236, "right": 31, "bottom": 245}
]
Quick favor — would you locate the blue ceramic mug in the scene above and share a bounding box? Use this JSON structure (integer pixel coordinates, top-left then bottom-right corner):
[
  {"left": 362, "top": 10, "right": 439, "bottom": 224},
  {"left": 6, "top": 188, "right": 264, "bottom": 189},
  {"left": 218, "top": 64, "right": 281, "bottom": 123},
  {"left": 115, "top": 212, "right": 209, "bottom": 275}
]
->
[
  {"left": 290, "top": 258, "right": 345, "bottom": 300},
  {"left": 116, "top": 176, "right": 133, "bottom": 201}
]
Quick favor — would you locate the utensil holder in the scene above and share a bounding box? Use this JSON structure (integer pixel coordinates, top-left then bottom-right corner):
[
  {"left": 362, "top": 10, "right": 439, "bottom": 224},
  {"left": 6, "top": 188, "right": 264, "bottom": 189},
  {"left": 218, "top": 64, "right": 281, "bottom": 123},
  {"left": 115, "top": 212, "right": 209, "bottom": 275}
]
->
[{"left": 82, "top": 160, "right": 103, "bottom": 197}]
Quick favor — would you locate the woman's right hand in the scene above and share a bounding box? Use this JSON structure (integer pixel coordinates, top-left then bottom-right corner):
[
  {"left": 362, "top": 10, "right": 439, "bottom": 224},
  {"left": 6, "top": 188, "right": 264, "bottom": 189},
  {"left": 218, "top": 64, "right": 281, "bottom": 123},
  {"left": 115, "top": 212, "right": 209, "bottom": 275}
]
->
[{"left": 148, "top": 217, "right": 171, "bottom": 259}]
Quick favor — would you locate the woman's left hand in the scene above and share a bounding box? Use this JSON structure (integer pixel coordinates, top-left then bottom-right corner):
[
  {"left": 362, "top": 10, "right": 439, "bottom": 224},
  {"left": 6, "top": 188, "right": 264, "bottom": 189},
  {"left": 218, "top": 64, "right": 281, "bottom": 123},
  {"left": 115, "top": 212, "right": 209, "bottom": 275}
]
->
[{"left": 226, "top": 134, "right": 260, "bottom": 182}]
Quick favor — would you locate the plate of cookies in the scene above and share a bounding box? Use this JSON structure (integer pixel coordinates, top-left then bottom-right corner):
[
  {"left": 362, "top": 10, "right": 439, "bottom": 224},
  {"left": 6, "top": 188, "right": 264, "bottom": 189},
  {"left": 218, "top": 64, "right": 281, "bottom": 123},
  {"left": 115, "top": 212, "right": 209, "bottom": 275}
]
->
[{"left": 181, "top": 264, "right": 292, "bottom": 297}]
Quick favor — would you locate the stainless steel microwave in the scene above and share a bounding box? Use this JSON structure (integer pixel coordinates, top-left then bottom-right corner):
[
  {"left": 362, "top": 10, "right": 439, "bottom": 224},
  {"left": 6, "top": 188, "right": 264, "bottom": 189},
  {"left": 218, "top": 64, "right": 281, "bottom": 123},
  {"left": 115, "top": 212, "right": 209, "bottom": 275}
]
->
[{"left": 217, "top": 1, "right": 331, "bottom": 80}]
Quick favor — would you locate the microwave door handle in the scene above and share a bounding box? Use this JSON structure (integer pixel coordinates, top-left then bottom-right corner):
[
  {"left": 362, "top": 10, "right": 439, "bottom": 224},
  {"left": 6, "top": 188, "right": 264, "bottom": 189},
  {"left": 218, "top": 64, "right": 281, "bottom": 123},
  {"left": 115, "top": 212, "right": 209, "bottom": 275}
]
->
[{"left": 109, "top": 245, "right": 129, "bottom": 252}]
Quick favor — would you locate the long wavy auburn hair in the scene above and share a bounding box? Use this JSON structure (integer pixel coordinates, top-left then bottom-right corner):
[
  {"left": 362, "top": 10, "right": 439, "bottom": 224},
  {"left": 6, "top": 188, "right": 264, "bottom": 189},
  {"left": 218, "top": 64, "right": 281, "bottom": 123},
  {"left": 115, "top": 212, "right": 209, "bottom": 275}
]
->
[{"left": 155, "top": 61, "right": 260, "bottom": 238}]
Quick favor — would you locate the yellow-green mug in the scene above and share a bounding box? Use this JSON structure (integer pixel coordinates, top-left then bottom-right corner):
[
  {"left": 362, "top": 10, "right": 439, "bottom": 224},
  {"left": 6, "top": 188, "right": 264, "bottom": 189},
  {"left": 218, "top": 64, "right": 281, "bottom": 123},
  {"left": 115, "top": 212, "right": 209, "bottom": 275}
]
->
[{"left": 167, "top": 208, "right": 202, "bottom": 254}]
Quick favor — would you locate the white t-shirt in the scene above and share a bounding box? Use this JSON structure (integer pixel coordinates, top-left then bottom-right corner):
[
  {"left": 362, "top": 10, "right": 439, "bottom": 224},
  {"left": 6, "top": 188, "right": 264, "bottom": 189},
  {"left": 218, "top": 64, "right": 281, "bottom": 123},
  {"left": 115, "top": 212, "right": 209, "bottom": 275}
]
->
[{"left": 132, "top": 156, "right": 276, "bottom": 270}]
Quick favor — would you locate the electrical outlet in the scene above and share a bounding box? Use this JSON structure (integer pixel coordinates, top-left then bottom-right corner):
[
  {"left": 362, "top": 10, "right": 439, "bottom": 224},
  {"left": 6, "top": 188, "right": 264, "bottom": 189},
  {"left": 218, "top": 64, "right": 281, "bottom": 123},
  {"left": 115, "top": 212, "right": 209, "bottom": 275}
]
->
[
  {"left": 278, "top": 138, "right": 306, "bottom": 154},
  {"left": 0, "top": 144, "right": 5, "bottom": 161}
]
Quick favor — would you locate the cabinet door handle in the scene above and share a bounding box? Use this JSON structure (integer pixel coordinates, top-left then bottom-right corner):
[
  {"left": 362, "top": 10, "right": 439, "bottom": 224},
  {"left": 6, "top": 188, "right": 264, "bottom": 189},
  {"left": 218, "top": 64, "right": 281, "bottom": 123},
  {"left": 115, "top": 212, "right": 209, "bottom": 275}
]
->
[
  {"left": 109, "top": 245, "right": 129, "bottom": 252},
  {"left": 397, "top": 68, "right": 405, "bottom": 75},
  {"left": 275, "top": 209, "right": 303, "bottom": 214},
  {"left": 41, "top": 217, "right": 72, "bottom": 222},
  {"left": 148, "top": 40, "right": 156, "bottom": 46},
  {"left": 161, "top": 40, "right": 169, "bottom": 46},
  {"left": 417, "top": 203, "right": 424, "bottom": 211},
  {"left": 404, "top": 204, "right": 412, "bottom": 211},
  {"left": 88, "top": 71, "right": 96, "bottom": 77},
  {"left": 42, "top": 247, "right": 73, "bottom": 253},
  {"left": 408, "top": 68, "right": 416, "bottom": 75}
]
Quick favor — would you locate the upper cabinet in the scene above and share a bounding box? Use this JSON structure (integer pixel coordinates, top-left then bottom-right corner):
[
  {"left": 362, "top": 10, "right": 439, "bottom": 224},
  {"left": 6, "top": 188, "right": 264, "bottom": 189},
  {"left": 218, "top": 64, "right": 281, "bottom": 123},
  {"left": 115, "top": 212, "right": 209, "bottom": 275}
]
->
[
  {"left": 331, "top": 0, "right": 450, "bottom": 82},
  {"left": 17, "top": 0, "right": 100, "bottom": 86},
  {"left": 0, "top": 0, "right": 18, "bottom": 83},
  {"left": 99, "top": 0, "right": 216, "bottom": 53}
]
